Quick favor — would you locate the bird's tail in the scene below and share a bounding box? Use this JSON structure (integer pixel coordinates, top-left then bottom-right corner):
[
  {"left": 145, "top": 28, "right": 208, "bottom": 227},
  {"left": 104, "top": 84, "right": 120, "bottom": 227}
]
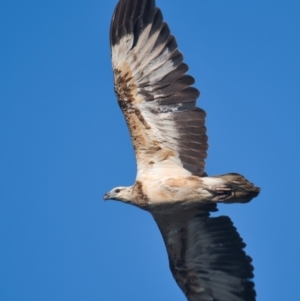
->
[{"left": 210, "top": 173, "right": 260, "bottom": 204}]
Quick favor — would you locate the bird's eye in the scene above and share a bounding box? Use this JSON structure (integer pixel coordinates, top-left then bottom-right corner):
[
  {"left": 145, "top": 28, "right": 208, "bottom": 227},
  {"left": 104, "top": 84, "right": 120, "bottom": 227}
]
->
[{"left": 115, "top": 189, "right": 120, "bottom": 193}]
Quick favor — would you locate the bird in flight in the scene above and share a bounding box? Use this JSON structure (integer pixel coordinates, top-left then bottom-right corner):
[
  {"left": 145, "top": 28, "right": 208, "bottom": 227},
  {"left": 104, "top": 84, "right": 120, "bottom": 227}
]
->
[{"left": 104, "top": 0, "right": 260, "bottom": 300}]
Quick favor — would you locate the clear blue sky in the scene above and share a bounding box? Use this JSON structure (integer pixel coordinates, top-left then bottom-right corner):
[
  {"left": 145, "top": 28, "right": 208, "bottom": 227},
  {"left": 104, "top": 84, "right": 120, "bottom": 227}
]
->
[{"left": 1, "top": 1, "right": 299, "bottom": 300}]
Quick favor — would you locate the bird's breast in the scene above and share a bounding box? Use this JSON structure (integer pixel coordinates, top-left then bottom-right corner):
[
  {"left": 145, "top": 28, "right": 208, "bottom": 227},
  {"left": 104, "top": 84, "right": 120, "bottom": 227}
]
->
[{"left": 132, "top": 176, "right": 209, "bottom": 213}]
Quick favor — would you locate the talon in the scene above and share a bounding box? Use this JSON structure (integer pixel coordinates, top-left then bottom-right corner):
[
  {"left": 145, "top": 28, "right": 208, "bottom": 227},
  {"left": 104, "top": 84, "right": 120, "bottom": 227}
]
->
[
  {"left": 211, "top": 190, "right": 235, "bottom": 202},
  {"left": 223, "top": 191, "right": 235, "bottom": 201}
]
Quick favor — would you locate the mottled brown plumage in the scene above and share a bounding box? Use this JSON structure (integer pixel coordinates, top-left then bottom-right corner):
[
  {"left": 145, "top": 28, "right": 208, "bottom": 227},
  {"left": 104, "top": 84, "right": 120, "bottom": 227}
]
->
[{"left": 104, "top": 1, "right": 260, "bottom": 300}]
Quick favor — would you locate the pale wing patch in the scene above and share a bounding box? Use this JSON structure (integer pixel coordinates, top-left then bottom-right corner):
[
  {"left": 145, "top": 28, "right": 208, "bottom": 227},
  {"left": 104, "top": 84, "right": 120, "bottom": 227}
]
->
[
  {"left": 112, "top": 36, "right": 176, "bottom": 105},
  {"left": 134, "top": 102, "right": 194, "bottom": 178}
]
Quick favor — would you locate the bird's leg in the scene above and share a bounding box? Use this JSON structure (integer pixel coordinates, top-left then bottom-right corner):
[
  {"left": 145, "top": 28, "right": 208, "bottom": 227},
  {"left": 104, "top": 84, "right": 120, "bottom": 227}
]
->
[{"left": 210, "top": 185, "right": 235, "bottom": 202}]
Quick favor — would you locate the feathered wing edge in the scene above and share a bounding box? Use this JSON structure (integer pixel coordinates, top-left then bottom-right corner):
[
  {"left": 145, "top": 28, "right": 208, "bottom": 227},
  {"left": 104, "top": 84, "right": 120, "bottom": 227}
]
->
[
  {"left": 153, "top": 204, "right": 256, "bottom": 301},
  {"left": 110, "top": 0, "right": 208, "bottom": 176}
]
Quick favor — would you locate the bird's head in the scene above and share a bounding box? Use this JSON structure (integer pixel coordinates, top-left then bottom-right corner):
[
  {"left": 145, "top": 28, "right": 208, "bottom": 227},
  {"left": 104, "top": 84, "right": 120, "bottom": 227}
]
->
[{"left": 103, "top": 186, "right": 133, "bottom": 202}]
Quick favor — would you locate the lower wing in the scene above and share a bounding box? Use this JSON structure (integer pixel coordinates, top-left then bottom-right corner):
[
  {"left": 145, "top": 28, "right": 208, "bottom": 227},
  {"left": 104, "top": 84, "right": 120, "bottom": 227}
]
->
[{"left": 153, "top": 204, "right": 256, "bottom": 301}]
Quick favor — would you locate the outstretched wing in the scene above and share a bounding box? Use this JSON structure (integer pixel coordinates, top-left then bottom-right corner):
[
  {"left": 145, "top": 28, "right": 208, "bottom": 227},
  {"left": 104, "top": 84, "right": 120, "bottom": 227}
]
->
[
  {"left": 110, "top": 0, "right": 208, "bottom": 177},
  {"left": 153, "top": 205, "right": 256, "bottom": 301}
]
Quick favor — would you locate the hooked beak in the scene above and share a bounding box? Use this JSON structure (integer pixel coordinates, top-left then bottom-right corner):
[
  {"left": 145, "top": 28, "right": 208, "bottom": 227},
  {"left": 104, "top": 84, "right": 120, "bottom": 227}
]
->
[{"left": 103, "top": 193, "right": 110, "bottom": 201}]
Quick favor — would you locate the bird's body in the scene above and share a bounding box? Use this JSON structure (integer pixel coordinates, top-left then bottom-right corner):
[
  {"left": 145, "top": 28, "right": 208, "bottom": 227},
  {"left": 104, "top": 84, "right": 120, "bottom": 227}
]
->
[
  {"left": 109, "top": 174, "right": 259, "bottom": 214},
  {"left": 104, "top": 0, "right": 260, "bottom": 300}
]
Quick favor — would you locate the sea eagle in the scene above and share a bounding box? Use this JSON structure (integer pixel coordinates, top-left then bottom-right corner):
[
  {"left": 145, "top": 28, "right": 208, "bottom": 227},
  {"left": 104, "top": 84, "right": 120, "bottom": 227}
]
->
[{"left": 104, "top": 1, "right": 260, "bottom": 300}]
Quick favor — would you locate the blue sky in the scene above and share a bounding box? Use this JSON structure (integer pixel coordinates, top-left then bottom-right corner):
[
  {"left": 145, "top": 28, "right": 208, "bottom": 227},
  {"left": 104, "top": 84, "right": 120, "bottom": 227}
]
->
[{"left": 1, "top": 1, "right": 299, "bottom": 300}]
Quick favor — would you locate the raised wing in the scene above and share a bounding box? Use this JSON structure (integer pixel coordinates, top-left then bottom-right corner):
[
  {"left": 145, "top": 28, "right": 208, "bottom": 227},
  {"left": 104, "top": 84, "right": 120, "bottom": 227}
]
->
[
  {"left": 153, "top": 205, "right": 256, "bottom": 301},
  {"left": 110, "top": 0, "right": 208, "bottom": 177}
]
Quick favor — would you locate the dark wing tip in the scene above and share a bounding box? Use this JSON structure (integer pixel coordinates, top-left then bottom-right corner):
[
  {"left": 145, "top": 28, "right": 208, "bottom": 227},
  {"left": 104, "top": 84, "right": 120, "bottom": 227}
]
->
[{"left": 110, "top": 0, "right": 156, "bottom": 47}]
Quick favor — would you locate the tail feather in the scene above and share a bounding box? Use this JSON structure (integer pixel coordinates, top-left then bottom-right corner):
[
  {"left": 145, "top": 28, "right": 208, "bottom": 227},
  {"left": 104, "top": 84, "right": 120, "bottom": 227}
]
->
[{"left": 211, "top": 173, "right": 260, "bottom": 204}]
